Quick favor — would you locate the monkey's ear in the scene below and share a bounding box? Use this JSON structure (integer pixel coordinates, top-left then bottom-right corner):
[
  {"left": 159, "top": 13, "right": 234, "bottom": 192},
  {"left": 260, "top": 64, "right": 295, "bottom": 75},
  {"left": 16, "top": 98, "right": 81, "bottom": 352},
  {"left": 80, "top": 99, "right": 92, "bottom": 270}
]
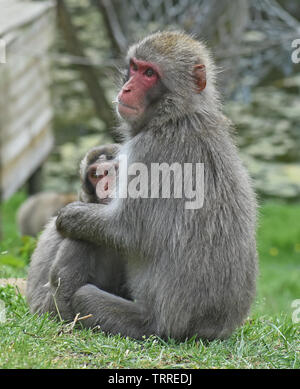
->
[{"left": 193, "top": 64, "right": 206, "bottom": 92}]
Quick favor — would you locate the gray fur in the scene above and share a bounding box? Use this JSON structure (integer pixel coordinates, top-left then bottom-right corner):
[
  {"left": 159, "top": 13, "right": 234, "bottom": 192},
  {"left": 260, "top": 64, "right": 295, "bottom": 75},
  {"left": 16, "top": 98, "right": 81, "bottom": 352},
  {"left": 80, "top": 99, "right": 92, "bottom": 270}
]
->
[
  {"left": 34, "top": 31, "right": 258, "bottom": 341},
  {"left": 26, "top": 145, "right": 129, "bottom": 321}
]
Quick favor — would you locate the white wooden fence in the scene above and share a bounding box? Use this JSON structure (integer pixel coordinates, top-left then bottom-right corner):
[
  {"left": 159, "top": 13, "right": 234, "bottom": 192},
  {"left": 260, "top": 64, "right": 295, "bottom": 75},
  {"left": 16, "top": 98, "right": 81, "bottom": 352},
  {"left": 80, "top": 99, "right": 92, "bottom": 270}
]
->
[{"left": 0, "top": 0, "right": 55, "bottom": 200}]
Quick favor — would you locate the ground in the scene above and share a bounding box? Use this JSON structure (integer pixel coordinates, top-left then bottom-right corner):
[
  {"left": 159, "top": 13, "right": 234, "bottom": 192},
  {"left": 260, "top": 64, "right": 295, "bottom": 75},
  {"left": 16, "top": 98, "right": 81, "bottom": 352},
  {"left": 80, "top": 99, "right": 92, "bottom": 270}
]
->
[{"left": 0, "top": 192, "right": 299, "bottom": 368}]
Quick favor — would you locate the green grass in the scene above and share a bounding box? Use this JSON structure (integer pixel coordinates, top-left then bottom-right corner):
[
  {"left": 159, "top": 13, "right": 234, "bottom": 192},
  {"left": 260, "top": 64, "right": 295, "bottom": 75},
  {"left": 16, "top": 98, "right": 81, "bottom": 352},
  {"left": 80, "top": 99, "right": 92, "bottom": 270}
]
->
[
  {"left": 255, "top": 203, "right": 300, "bottom": 317},
  {"left": 0, "top": 191, "right": 35, "bottom": 278},
  {"left": 0, "top": 193, "right": 299, "bottom": 369}
]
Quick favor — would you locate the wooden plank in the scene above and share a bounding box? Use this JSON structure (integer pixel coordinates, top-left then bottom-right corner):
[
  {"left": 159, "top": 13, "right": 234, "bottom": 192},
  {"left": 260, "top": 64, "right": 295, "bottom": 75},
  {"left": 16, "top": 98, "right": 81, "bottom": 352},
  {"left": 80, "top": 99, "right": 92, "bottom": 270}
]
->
[
  {"left": 4, "top": 59, "right": 51, "bottom": 117},
  {"left": 8, "top": 65, "right": 50, "bottom": 108},
  {"left": 3, "top": 8, "right": 54, "bottom": 49},
  {"left": 6, "top": 14, "right": 54, "bottom": 73},
  {"left": 0, "top": 1, "right": 55, "bottom": 200},
  {"left": 3, "top": 88, "right": 51, "bottom": 140},
  {"left": 1, "top": 106, "right": 53, "bottom": 165},
  {"left": 5, "top": 77, "right": 51, "bottom": 134},
  {"left": 0, "top": 0, "right": 55, "bottom": 37},
  {"left": 1, "top": 124, "right": 54, "bottom": 200},
  {"left": 0, "top": 8, "right": 54, "bottom": 134},
  {"left": 5, "top": 25, "right": 54, "bottom": 82}
]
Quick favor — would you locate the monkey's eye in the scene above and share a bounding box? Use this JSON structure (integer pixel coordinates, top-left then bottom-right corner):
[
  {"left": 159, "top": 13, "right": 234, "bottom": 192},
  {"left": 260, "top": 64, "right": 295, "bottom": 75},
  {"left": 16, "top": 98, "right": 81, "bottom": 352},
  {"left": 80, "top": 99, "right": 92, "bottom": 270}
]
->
[
  {"left": 89, "top": 169, "right": 98, "bottom": 179},
  {"left": 106, "top": 155, "right": 113, "bottom": 160},
  {"left": 144, "top": 68, "right": 154, "bottom": 77},
  {"left": 130, "top": 61, "right": 138, "bottom": 71}
]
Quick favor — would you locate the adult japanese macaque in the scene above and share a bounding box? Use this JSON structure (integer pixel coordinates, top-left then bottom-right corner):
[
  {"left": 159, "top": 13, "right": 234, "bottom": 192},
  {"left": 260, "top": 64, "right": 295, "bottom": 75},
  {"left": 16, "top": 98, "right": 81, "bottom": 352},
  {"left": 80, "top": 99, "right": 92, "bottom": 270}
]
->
[
  {"left": 26, "top": 144, "right": 129, "bottom": 321},
  {"left": 43, "top": 31, "right": 257, "bottom": 341},
  {"left": 17, "top": 192, "right": 77, "bottom": 237}
]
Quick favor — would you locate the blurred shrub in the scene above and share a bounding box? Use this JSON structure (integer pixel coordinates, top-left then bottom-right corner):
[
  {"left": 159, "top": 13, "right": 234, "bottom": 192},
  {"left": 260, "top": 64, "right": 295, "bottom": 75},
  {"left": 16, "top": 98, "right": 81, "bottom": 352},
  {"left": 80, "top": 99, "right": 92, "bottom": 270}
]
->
[{"left": 225, "top": 75, "right": 300, "bottom": 200}]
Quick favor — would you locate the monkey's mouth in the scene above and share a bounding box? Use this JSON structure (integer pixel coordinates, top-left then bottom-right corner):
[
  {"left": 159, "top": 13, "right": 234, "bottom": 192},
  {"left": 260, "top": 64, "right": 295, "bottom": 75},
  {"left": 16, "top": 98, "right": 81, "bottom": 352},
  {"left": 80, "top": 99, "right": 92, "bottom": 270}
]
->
[{"left": 118, "top": 100, "right": 138, "bottom": 113}]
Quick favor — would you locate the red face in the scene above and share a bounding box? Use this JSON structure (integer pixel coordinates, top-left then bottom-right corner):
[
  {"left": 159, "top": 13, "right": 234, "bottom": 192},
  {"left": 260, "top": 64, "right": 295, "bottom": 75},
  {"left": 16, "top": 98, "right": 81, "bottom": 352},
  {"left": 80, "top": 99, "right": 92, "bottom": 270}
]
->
[
  {"left": 87, "top": 156, "right": 118, "bottom": 204},
  {"left": 117, "top": 58, "right": 161, "bottom": 121}
]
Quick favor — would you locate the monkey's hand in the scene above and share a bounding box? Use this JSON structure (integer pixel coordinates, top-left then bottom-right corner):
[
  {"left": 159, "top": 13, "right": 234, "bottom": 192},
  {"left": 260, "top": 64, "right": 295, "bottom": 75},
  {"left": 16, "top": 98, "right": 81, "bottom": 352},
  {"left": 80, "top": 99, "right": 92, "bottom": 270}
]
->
[
  {"left": 56, "top": 201, "right": 107, "bottom": 243},
  {"left": 84, "top": 144, "right": 120, "bottom": 165}
]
